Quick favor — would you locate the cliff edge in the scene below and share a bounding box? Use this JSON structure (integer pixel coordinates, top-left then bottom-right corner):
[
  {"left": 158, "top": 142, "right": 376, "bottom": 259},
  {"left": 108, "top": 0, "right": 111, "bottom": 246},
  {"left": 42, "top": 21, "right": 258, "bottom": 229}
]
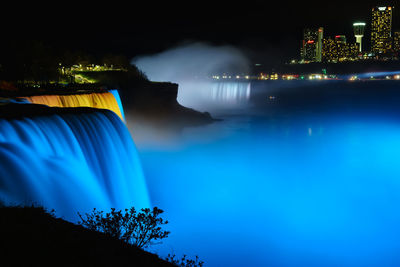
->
[{"left": 120, "top": 81, "right": 214, "bottom": 127}]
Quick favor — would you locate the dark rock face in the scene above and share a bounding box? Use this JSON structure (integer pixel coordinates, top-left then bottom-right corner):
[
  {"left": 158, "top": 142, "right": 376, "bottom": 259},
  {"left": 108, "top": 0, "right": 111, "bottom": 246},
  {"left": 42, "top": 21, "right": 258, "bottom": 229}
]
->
[
  {"left": 116, "top": 81, "right": 215, "bottom": 146},
  {"left": 122, "top": 82, "right": 180, "bottom": 109},
  {"left": 0, "top": 206, "right": 174, "bottom": 267},
  {"left": 120, "top": 82, "right": 214, "bottom": 127}
]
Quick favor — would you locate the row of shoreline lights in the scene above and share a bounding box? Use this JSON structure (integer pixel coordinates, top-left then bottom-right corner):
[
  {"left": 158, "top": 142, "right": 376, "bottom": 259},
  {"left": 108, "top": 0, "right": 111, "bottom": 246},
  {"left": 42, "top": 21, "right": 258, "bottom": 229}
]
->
[
  {"left": 212, "top": 74, "right": 400, "bottom": 81},
  {"left": 212, "top": 75, "right": 251, "bottom": 80},
  {"left": 211, "top": 74, "right": 324, "bottom": 80},
  {"left": 350, "top": 74, "right": 400, "bottom": 80}
]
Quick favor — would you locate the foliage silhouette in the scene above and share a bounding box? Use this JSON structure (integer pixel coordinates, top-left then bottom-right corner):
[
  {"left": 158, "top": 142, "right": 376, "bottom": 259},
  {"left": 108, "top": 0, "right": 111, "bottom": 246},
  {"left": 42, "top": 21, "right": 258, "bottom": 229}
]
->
[
  {"left": 165, "top": 254, "right": 204, "bottom": 267},
  {"left": 2, "top": 205, "right": 174, "bottom": 266},
  {"left": 78, "top": 207, "right": 170, "bottom": 248}
]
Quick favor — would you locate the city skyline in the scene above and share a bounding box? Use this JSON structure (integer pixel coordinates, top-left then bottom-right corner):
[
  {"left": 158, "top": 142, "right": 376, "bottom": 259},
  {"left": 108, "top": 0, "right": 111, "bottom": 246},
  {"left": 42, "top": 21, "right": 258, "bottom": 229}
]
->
[
  {"left": 300, "top": 5, "right": 399, "bottom": 63},
  {"left": 0, "top": 1, "right": 399, "bottom": 66}
]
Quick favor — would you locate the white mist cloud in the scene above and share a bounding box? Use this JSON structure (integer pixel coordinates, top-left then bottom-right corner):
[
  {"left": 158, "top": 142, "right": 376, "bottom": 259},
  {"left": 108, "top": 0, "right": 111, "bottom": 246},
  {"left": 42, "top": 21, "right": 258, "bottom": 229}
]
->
[{"left": 132, "top": 42, "right": 250, "bottom": 83}]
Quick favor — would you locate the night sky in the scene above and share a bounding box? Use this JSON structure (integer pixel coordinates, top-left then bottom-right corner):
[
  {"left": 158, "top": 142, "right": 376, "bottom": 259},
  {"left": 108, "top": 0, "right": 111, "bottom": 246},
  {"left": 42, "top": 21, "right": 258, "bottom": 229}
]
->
[{"left": 2, "top": 0, "right": 398, "bottom": 65}]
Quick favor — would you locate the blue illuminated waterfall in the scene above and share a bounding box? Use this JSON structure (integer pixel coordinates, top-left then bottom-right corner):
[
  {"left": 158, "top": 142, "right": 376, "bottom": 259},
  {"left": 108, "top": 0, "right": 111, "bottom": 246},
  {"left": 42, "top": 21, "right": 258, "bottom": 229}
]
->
[
  {"left": 177, "top": 81, "right": 252, "bottom": 112},
  {"left": 209, "top": 82, "right": 251, "bottom": 103},
  {"left": 0, "top": 104, "right": 150, "bottom": 220}
]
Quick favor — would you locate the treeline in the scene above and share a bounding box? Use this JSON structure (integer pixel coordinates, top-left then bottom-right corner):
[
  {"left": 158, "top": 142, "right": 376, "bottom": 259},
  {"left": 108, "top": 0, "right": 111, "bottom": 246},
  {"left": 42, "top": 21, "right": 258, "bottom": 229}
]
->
[{"left": 0, "top": 40, "right": 147, "bottom": 83}]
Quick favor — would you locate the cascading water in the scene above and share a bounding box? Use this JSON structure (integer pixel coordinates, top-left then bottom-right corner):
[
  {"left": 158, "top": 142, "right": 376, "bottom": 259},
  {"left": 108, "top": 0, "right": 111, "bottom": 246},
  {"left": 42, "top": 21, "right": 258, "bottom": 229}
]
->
[
  {"left": 209, "top": 82, "right": 251, "bottom": 103},
  {"left": 0, "top": 98, "right": 149, "bottom": 220},
  {"left": 21, "top": 90, "right": 125, "bottom": 121},
  {"left": 177, "top": 81, "right": 252, "bottom": 113}
]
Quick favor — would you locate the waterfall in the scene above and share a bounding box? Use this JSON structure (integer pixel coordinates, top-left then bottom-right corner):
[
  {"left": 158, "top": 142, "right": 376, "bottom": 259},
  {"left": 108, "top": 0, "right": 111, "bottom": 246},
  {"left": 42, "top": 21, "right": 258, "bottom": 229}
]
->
[
  {"left": 21, "top": 90, "right": 125, "bottom": 121},
  {"left": 177, "top": 81, "right": 252, "bottom": 113},
  {"left": 209, "top": 82, "right": 251, "bottom": 103},
  {"left": 0, "top": 103, "right": 149, "bottom": 220}
]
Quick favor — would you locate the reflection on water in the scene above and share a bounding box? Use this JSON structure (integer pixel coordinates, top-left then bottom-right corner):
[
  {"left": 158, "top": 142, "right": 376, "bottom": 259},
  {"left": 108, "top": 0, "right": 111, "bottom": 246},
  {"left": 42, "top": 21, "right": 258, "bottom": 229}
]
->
[{"left": 138, "top": 81, "right": 400, "bottom": 267}]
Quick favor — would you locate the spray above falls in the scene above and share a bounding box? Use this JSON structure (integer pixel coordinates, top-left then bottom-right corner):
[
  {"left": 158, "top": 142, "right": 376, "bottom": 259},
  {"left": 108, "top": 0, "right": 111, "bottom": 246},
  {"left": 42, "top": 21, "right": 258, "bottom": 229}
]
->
[
  {"left": 133, "top": 42, "right": 250, "bottom": 83},
  {"left": 133, "top": 42, "right": 251, "bottom": 112}
]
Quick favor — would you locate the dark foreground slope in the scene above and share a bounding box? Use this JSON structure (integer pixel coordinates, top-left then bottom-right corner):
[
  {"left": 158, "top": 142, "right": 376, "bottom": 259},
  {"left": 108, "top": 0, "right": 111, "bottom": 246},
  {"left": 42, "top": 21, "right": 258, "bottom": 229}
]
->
[{"left": 0, "top": 206, "right": 174, "bottom": 267}]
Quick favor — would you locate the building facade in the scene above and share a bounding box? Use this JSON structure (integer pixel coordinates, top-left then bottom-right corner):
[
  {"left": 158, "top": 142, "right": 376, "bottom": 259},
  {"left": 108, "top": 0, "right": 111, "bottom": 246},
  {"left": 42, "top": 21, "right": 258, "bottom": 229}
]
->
[
  {"left": 394, "top": 31, "right": 400, "bottom": 52},
  {"left": 322, "top": 37, "right": 359, "bottom": 62},
  {"left": 371, "top": 6, "right": 393, "bottom": 54},
  {"left": 335, "top": 35, "right": 347, "bottom": 44},
  {"left": 301, "top": 27, "right": 323, "bottom": 62}
]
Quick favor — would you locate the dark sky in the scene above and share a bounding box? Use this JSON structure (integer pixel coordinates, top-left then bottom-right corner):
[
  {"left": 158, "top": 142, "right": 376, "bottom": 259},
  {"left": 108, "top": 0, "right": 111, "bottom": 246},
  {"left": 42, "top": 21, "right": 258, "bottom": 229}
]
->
[{"left": 1, "top": 0, "right": 398, "bottom": 65}]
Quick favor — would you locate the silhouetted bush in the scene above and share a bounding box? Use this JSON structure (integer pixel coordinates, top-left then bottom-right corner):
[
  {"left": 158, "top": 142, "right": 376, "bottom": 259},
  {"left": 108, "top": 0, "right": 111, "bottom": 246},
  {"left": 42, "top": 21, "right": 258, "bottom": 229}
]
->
[
  {"left": 78, "top": 207, "right": 170, "bottom": 248},
  {"left": 165, "top": 254, "right": 204, "bottom": 267},
  {"left": 78, "top": 206, "right": 204, "bottom": 266},
  {"left": 1, "top": 205, "right": 175, "bottom": 266}
]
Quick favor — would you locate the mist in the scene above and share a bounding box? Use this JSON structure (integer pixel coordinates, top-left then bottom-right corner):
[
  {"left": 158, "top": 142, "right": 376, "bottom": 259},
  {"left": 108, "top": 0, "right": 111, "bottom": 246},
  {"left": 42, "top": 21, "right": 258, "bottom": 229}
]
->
[
  {"left": 133, "top": 42, "right": 250, "bottom": 83},
  {"left": 132, "top": 42, "right": 251, "bottom": 113}
]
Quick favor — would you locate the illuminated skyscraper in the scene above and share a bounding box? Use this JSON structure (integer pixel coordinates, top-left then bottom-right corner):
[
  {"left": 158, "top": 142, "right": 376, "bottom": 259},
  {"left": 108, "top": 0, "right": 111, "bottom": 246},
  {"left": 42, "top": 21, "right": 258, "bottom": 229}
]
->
[
  {"left": 394, "top": 31, "right": 400, "bottom": 52},
  {"left": 335, "top": 35, "right": 347, "bottom": 44},
  {"left": 322, "top": 37, "right": 358, "bottom": 62},
  {"left": 301, "top": 27, "right": 323, "bottom": 62},
  {"left": 353, "top": 22, "right": 366, "bottom": 52},
  {"left": 371, "top": 6, "right": 393, "bottom": 54},
  {"left": 317, "top": 27, "right": 324, "bottom": 62}
]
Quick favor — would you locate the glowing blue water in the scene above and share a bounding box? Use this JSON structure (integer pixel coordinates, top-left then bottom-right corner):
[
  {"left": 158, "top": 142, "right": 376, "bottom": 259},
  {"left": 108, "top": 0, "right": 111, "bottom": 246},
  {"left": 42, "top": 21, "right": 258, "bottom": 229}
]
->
[
  {"left": 139, "top": 81, "right": 400, "bottom": 267},
  {"left": 0, "top": 105, "right": 150, "bottom": 220},
  {"left": 110, "top": 89, "right": 126, "bottom": 121}
]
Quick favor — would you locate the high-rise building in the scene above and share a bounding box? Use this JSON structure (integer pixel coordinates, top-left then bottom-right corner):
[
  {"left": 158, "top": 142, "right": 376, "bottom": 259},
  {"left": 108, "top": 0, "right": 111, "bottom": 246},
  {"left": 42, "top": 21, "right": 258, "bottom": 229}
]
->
[
  {"left": 322, "top": 38, "right": 337, "bottom": 61},
  {"left": 335, "top": 35, "right": 347, "bottom": 44},
  {"left": 371, "top": 6, "right": 393, "bottom": 54},
  {"left": 394, "top": 31, "right": 400, "bottom": 52},
  {"left": 353, "top": 22, "right": 366, "bottom": 52},
  {"left": 301, "top": 27, "right": 323, "bottom": 62},
  {"left": 322, "top": 37, "right": 359, "bottom": 62},
  {"left": 317, "top": 27, "right": 324, "bottom": 62}
]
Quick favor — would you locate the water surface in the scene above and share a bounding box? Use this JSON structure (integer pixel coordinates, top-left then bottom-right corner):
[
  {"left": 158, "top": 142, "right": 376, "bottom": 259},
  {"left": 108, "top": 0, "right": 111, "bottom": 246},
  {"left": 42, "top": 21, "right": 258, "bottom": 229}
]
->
[{"left": 136, "top": 80, "right": 400, "bottom": 267}]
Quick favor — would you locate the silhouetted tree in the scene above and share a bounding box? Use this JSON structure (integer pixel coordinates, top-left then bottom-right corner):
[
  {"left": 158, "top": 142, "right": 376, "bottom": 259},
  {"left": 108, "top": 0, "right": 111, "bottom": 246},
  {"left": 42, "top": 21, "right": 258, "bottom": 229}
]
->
[{"left": 78, "top": 207, "right": 170, "bottom": 248}]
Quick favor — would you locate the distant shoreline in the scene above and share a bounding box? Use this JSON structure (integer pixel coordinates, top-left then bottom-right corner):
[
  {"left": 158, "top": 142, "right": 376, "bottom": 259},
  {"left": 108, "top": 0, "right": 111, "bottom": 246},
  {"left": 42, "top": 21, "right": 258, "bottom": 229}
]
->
[{"left": 272, "top": 60, "right": 400, "bottom": 76}]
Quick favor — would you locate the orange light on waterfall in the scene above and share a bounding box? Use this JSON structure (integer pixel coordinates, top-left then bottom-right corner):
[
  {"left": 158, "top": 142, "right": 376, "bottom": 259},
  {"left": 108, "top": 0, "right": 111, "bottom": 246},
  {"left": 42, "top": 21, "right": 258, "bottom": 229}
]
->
[{"left": 21, "top": 92, "right": 124, "bottom": 121}]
